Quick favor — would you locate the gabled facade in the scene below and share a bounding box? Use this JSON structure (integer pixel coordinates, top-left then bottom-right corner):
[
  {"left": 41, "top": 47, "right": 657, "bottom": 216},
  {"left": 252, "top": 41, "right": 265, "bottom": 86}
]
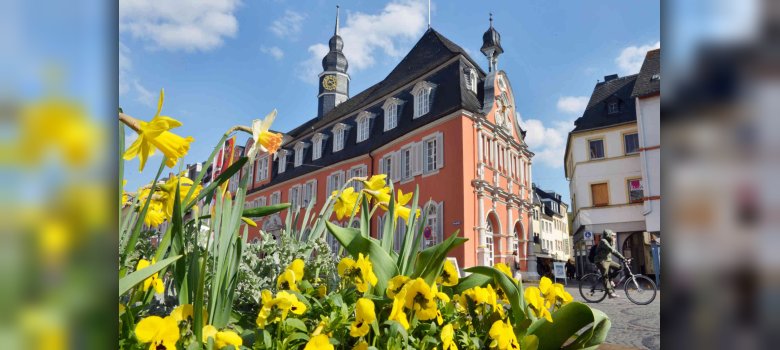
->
[
  {"left": 233, "top": 14, "right": 534, "bottom": 273},
  {"left": 528, "top": 185, "right": 570, "bottom": 280},
  {"left": 565, "top": 61, "right": 659, "bottom": 279}
]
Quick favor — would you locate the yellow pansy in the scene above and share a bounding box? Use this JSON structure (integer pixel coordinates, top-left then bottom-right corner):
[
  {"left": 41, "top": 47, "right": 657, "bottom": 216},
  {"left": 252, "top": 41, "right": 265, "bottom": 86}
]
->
[
  {"left": 255, "top": 290, "right": 274, "bottom": 329},
  {"left": 202, "top": 325, "right": 218, "bottom": 343},
  {"left": 338, "top": 254, "right": 378, "bottom": 293},
  {"left": 288, "top": 259, "right": 305, "bottom": 280},
  {"left": 387, "top": 275, "right": 411, "bottom": 298},
  {"left": 494, "top": 262, "right": 515, "bottom": 282},
  {"left": 135, "top": 259, "right": 164, "bottom": 294},
  {"left": 123, "top": 89, "right": 194, "bottom": 171},
  {"left": 488, "top": 319, "right": 520, "bottom": 350},
  {"left": 277, "top": 269, "right": 300, "bottom": 292},
  {"left": 353, "top": 341, "right": 369, "bottom": 350},
  {"left": 332, "top": 187, "right": 360, "bottom": 220},
  {"left": 170, "top": 304, "right": 207, "bottom": 323},
  {"left": 349, "top": 298, "right": 376, "bottom": 338},
  {"left": 403, "top": 278, "right": 439, "bottom": 321},
  {"left": 274, "top": 291, "right": 308, "bottom": 320},
  {"left": 442, "top": 323, "right": 457, "bottom": 350},
  {"left": 135, "top": 316, "right": 180, "bottom": 350},
  {"left": 553, "top": 283, "right": 573, "bottom": 305},
  {"left": 388, "top": 287, "right": 410, "bottom": 330},
  {"left": 437, "top": 259, "right": 459, "bottom": 286},
  {"left": 524, "top": 286, "right": 553, "bottom": 323},
  {"left": 304, "top": 334, "right": 334, "bottom": 350},
  {"left": 247, "top": 109, "right": 283, "bottom": 159},
  {"left": 202, "top": 326, "right": 242, "bottom": 349}
]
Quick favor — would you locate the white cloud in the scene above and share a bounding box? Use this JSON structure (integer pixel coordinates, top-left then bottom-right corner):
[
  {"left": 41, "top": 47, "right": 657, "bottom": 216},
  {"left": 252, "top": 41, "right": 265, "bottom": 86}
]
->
[
  {"left": 518, "top": 112, "right": 574, "bottom": 168},
  {"left": 119, "top": 0, "right": 240, "bottom": 51},
  {"left": 119, "top": 42, "right": 131, "bottom": 95},
  {"left": 269, "top": 10, "right": 306, "bottom": 38},
  {"left": 556, "top": 96, "right": 588, "bottom": 115},
  {"left": 298, "top": 0, "right": 427, "bottom": 83},
  {"left": 616, "top": 41, "right": 660, "bottom": 75},
  {"left": 133, "top": 80, "right": 156, "bottom": 107},
  {"left": 260, "top": 46, "right": 285, "bottom": 60}
]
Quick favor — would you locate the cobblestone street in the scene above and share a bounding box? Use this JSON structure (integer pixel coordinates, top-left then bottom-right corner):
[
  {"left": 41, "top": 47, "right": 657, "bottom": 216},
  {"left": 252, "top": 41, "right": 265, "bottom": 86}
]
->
[{"left": 525, "top": 282, "right": 660, "bottom": 350}]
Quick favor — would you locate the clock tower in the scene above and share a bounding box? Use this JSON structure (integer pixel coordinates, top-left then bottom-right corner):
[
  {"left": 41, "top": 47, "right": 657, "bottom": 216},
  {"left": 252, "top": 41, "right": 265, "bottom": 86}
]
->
[{"left": 318, "top": 6, "right": 349, "bottom": 118}]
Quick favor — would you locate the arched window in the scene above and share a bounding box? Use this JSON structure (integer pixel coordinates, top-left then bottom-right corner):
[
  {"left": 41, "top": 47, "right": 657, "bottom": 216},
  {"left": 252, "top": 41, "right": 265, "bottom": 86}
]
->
[
  {"left": 350, "top": 219, "right": 360, "bottom": 229},
  {"left": 485, "top": 217, "right": 495, "bottom": 266},
  {"left": 423, "top": 201, "right": 444, "bottom": 248}
]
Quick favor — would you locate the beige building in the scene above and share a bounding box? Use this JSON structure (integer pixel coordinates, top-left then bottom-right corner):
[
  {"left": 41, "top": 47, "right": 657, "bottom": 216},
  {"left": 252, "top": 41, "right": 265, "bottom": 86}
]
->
[{"left": 527, "top": 185, "right": 570, "bottom": 280}]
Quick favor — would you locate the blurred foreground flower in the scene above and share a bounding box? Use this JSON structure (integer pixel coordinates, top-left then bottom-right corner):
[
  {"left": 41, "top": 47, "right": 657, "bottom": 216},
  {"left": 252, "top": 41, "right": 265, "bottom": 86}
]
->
[{"left": 121, "top": 89, "right": 194, "bottom": 171}]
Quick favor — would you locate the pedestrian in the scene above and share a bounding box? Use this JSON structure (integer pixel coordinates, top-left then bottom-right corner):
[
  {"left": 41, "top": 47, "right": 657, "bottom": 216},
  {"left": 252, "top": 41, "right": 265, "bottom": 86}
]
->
[
  {"left": 594, "top": 229, "right": 629, "bottom": 298},
  {"left": 566, "top": 259, "right": 575, "bottom": 279},
  {"left": 512, "top": 251, "right": 522, "bottom": 280}
]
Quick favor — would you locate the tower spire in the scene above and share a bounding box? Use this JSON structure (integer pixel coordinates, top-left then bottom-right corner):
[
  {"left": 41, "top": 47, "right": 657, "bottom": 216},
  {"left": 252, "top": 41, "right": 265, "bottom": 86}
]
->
[
  {"left": 335, "top": 5, "right": 340, "bottom": 36},
  {"left": 481, "top": 13, "right": 503, "bottom": 72},
  {"left": 489, "top": 12, "right": 493, "bottom": 28}
]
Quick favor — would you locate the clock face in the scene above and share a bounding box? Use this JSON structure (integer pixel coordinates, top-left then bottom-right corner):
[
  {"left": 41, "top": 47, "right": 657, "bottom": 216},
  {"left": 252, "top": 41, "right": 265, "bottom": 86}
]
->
[{"left": 322, "top": 75, "right": 338, "bottom": 91}]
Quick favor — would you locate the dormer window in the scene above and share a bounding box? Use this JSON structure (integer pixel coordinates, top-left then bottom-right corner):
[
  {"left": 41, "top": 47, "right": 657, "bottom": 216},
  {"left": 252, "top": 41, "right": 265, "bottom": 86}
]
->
[
  {"left": 465, "top": 68, "right": 478, "bottom": 94},
  {"left": 382, "top": 97, "right": 403, "bottom": 131},
  {"left": 608, "top": 102, "right": 619, "bottom": 114},
  {"left": 277, "top": 150, "right": 288, "bottom": 173},
  {"left": 311, "top": 133, "right": 328, "bottom": 160},
  {"left": 294, "top": 142, "right": 308, "bottom": 167},
  {"left": 332, "top": 123, "right": 350, "bottom": 152},
  {"left": 356, "top": 112, "right": 375, "bottom": 143},
  {"left": 412, "top": 81, "right": 437, "bottom": 119}
]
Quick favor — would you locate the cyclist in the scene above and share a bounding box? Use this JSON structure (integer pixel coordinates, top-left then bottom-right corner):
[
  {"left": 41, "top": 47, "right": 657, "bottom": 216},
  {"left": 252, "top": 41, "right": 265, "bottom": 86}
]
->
[{"left": 594, "top": 229, "right": 627, "bottom": 298}]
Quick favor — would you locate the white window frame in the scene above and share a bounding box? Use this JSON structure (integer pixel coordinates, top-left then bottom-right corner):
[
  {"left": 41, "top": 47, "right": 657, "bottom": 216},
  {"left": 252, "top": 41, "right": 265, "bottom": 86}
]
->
[
  {"left": 332, "top": 123, "right": 350, "bottom": 152},
  {"left": 258, "top": 196, "right": 267, "bottom": 207},
  {"left": 289, "top": 185, "right": 301, "bottom": 209},
  {"left": 312, "top": 133, "right": 328, "bottom": 160},
  {"left": 256, "top": 155, "right": 269, "bottom": 182},
  {"left": 247, "top": 160, "right": 255, "bottom": 184},
  {"left": 380, "top": 154, "right": 393, "bottom": 182},
  {"left": 348, "top": 164, "right": 368, "bottom": 191},
  {"left": 422, "top": 201, "right": 444, "bottom": 248},
  {"left": 294, "top": 142, "right": 308, "bottom": 167},
  {"left": 277, "top": 150, "right": 288, "bottom": 174},
  {"left": 412, "top": 81, "right": 436, "bottom": 119},
  {"left": 608, "top": 102, "right": 619, "bottom": 114},
  {"left": 466, "top": 68, "right": 478, "bottom": 94},
  {"left": 422, "top": 132, "right": 444, "bottom": 174},
  {"left": 382, "top": 98, "right": 403, "bottom": 131},
  {"left": 356, "top": 112, "right": 374, "bottom": 143},
  {"left": 270, "top": 191, "right": 281, "bottom": 205},
  {"left": 401, "top": 146, "right": 412, "bottom": 180},
  {"left": 327, "top": 170, "right": 345, "bottom": 195},
  {"left": 303, "top": 179, "right": 317, "bottom": 207}
]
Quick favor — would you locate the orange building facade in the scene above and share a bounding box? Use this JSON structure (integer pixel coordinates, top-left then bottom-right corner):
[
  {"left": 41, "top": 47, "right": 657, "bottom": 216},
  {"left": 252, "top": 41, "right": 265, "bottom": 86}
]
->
[{"left": 230, "top": 23, "right": 534, "bottom": 273}]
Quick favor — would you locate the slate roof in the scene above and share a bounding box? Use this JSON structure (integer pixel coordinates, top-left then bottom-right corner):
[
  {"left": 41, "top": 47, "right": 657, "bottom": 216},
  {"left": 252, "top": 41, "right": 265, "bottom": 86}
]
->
[
  {"left": 286, "top": 28, "right": 485, "bottom": 140},
  {"left": 572, "top": 74, "right": 638, "bottom": 133},
  {"left": 632, "top": 49, "right": 660, "bottom": 98}
]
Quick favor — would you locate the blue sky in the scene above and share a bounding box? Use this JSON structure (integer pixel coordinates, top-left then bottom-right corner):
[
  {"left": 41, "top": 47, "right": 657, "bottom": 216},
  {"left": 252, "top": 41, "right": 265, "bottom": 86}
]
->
[{"left": 119, "top": 0, "right": 660, "bottom": 204}]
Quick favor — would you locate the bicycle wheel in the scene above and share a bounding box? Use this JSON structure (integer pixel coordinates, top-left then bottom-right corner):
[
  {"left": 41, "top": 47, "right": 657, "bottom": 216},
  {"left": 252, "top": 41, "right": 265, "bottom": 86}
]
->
[
  {"left": 624, "top": 275, "right": 657, "bottom": 305},
  {"left": 579, "top": 273, "right": 607, "bottom": 303}
]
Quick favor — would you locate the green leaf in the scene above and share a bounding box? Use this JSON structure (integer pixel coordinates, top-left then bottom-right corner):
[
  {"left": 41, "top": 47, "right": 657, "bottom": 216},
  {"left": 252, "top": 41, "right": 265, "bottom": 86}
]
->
[
  {"left": 170, "top": 182, "right": 188, "bottom": 305},
  {"left": 325, "top": 221, "right": 399, "bottom": 294},
  {"left": 184, "top": 157, "right": 248, "bottom": 212},
  {"left": 242, "top": 203, "right": 290, "bottom": 218},
  {"left": 527, "top": 302, "right": 611, "bottom": 350},
  {"left": 284, "top": 318, "right": 308, "bottom": 332},
  {"left": 118, "top": 255, "right": 182, "bottom": 296},
  {"left": 452, "top": 273, "right": 492, "bottom": 294},
  {"left": 412, "top": 231, "right": 466, "bottom": 285},
  {"left": 522, "top": 334, "right": 539, "bottom": 350},
  {"left": 464, "top": 266, "right": 527, "bottom": 323}
]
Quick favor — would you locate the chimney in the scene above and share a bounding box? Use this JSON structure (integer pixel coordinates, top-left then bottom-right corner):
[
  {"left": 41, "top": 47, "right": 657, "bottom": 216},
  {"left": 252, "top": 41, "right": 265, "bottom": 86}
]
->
[{"left": 603, "top": 74, "right": 619, "bottom": 82}]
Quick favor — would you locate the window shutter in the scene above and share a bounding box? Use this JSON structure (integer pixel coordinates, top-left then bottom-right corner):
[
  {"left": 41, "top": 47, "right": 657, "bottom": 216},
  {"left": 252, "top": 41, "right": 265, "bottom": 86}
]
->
[
  {"left": 437, "top": 201, "right": 444, "bottom": 242},
  {"left": 436, "top": 133, "right": 444, "bottom": 169},
  {"left": 413, "top": 142, "right": 423, "bottom": 176},
  {"left": 392, "top": 151, "right": 400, "bottom": 181},
  {"left": 591, "top": 183, "right": 609, "bottom": 207},
  {"left": 312, "top": 179, "right": 318, "bottom": 204}
]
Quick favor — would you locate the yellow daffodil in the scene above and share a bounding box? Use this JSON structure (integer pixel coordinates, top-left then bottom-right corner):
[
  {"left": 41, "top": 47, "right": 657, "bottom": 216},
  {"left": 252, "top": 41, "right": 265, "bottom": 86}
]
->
[
  {"left": 437, "top": 260, "right": 459, "bottom": 286},
  {"left": 135, "top": 316, "right": 180, "bottom": 350},
  {"left": 349, "top": 298, "right": 376, "bottom": 337},
  {"left": 170, "top": 304, "right": 207, "bottom": 323},
  {"left": 381, "top": 189, "right": 420, "bottom": 223},
  {"left": 338, "top": 254, "right": 378, "bottom": 293},
  {"left": 277, "top": 269, "right": 300, "bottom": 292},
  {"left": 332, "top": 187, "right": 361, "bottom": 220},
  {"left": 494, "top": 263, "right": 515, "bottom": 282},
  {"left": 524, "top": 286, "right": 553, "bottom": 323},
  {"left": 159, "top": 175, "right": 202, "bottom": 217},
  {"left": 353, "top": 341, "right": 369, "bottom": 350},
  {"left": 442, "top": 324, "right": 457, "bottom": 350},
  {"left": 123, "top": 89, "right": 194, "bottom": 171},
  {"left": 136, "top": 259, "right": 164, "bottom": 294},
  {"left": 389, "top": 287, "right": 410, "bottom": 330},
  {"left": 387, "top": 275, "right": 411, "bottom": 298},
  {"left": 488, "top": 319, "right": 520, "bottom": 350},
  {"left": 247, "top": 109, "right": 283, "bottom": 159},
  {"left": 288, "top": 259, "right": 305, "bottom": 280},
  {"left": 361, "top": 174, "right": 391, "bottom": 203},
  {"left": 304, "top": 334, "right": 334, "bottom": 350}
]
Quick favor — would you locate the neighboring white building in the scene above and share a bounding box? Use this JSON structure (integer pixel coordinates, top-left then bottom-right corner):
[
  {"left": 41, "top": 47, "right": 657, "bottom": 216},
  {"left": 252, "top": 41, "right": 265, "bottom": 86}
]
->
[
  {"left": 527, "top": 185, "right": 570, "bottom": 280},
  {"left": 633, "top": 49, "right": 660, "bottom": 234},
  {"left": 565, "top": 53, "right": 660, "bottom": 279}
]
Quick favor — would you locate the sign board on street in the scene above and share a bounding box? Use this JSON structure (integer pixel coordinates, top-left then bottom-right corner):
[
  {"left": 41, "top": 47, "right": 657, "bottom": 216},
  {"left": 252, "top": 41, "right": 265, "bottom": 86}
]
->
[
  {"left": 584, "top": 231, "right": 593, "bottom": 242},
  {"left": 553, "top": 262, "right": 566, "bottom": 280}
]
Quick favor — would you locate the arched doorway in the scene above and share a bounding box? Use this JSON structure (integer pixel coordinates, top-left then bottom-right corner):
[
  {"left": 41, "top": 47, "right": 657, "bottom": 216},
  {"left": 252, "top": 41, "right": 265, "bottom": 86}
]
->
[
  {"left": 622, "top": 232, "right": 651, "bottom": 276},
  {"left": 512, "top": 222, "right": 524, "bottom": 273}
]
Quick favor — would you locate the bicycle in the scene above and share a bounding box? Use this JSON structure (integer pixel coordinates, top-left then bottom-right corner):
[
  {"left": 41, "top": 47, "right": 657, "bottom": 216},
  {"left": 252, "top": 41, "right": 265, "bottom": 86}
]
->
[{"left": 578, "top": 258, "right": 657, "bottom": 305}]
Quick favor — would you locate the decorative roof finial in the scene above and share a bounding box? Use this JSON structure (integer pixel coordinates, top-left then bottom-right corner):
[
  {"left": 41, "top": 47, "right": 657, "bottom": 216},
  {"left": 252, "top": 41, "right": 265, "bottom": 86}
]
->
[
  {"left": 489, "top": 12, "right": 493, "bottom": 28},
  {"left": 428, "top": 0, "right": 431, "bottom": 29},
  {"left": 335, "top": 5, "right": 340, "bottom": 36}
]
